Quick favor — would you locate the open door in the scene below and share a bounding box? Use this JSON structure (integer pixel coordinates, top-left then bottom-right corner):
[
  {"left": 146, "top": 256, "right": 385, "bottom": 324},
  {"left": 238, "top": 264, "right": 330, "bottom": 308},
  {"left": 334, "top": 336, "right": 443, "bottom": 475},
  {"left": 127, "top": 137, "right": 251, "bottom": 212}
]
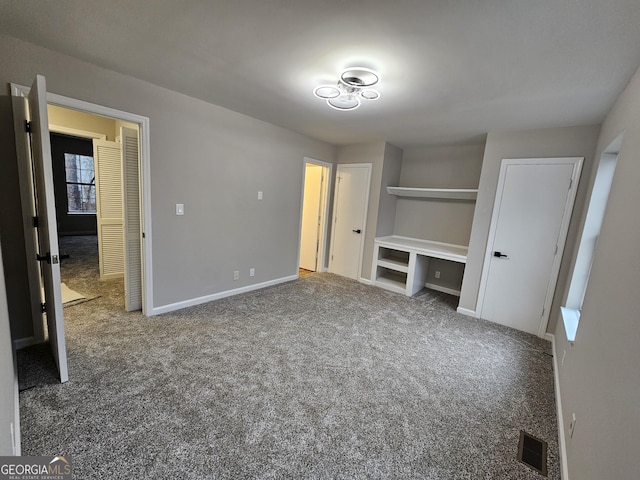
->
[{"left": 27, "top": 75, "right": 69, "bottom": 383}]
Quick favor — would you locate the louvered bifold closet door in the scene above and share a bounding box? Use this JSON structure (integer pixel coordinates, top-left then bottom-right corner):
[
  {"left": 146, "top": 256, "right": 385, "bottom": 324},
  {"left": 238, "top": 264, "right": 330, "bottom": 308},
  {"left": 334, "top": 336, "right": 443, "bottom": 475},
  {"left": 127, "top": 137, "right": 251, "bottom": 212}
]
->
[
  {"left": 121, "top": 127, "right": 142, "bottom": 311},
  {"left": 93, "top": 139, "right": 124, "bottom": 280}
]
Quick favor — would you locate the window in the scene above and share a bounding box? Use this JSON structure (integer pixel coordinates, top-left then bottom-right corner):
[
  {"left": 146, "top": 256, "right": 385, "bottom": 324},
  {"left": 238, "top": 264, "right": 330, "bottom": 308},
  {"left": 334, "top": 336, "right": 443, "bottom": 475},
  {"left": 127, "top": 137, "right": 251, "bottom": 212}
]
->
[
  {"left": 64, "top": 153, "right": 96, "bottom": 214},
  {"left": 562, "top": 135, "right": 621, "bottom": 342}
]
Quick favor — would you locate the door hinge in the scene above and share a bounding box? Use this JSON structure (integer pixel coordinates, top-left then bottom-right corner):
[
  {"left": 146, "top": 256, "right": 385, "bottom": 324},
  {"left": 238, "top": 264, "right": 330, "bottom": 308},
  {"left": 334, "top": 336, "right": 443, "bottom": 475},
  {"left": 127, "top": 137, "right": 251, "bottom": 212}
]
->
[
  {"left": 41, "top": 303, "right": 46, "bottom": 313},
  {"left": 554, "top": 244, "right": 558, "bottom": 255},
  {"left": 142, "top": 232, "right": 146, "bottom": 239},
  {"left": 36, "top": 252, "right": 59, "bottom": 264},
  {"left": 569, "top": 178, "right": 573, "bottom": 189},
  {"left": 32, "top": 216, "right": 39, "bottom": 228},
  {"left": 541, "top": 307, "right": 545, "bottom": 317},
  {"left": 36, "top": 252, "right": 51, "bottom": 263},
  {"left": 25, "top": 120, "right": 32, "bottom": 133}
]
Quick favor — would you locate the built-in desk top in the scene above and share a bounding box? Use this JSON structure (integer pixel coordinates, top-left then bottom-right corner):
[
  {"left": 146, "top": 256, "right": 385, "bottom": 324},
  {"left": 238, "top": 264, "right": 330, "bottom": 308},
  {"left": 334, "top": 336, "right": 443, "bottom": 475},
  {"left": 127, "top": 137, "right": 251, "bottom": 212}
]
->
[{"left": 375, "top": 235, "right": 468, "bottom": 264}]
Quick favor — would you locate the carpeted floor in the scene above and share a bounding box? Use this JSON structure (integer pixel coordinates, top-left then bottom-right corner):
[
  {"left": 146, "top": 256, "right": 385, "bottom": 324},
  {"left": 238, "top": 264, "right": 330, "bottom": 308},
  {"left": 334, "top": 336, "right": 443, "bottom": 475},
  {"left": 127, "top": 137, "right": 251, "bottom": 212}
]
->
[{"left": 18, "top": 236, "right": 559, "bottom": 479}]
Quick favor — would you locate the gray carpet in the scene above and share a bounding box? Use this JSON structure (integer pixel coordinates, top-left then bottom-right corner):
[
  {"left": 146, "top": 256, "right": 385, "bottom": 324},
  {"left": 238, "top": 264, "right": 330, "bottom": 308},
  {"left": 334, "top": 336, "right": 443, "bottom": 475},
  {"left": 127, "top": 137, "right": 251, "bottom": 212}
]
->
[{"left": 18, "top": 236, "right": 559, "bottom": 479}]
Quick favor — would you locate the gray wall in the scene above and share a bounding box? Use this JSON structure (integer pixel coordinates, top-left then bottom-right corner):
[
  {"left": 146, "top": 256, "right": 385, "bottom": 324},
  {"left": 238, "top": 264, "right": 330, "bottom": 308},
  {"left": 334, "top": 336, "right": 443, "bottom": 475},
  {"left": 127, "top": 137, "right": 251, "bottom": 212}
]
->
[
  {"left": 0, "top": 237, "right": 19, "bottom": 455},
  {"left": 394, "top": 144, "right": 484, "bottom": 244},
  {"left": 458, "top": 125, "right": 600, "bottom": 332},
  {"left": 376, "top": 143, "right": 403, "bottom": 238},
  {"left": 0, "top": 33, "right": 335, "bottom": 336},
  {"left": 393, "top": 144, "right": 484, "bottom": 290},
  {"left": 335, "top": 142, "right": 387, "bottom": 281},
  {"left": 554, "top": 66, "right": 640, "bottom": 479}
]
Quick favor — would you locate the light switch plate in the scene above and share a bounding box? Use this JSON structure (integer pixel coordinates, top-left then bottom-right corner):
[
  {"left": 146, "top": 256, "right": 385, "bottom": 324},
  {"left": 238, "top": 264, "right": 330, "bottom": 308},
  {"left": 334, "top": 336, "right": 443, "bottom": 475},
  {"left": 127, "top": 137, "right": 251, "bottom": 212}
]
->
[
  {"left": 258, "top": 191, "right": 263, "bottom": 200},
  {"left": 176, "top": 203, "right": 184, "bottom": 215}
]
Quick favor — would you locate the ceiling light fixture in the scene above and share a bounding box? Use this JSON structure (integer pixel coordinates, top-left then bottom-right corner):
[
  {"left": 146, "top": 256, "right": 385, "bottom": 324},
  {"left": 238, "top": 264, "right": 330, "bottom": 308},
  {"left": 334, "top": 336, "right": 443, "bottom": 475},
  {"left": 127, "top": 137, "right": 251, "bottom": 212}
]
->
[{"left": 314, "top": 67, "right": 380, "bottom": 111}]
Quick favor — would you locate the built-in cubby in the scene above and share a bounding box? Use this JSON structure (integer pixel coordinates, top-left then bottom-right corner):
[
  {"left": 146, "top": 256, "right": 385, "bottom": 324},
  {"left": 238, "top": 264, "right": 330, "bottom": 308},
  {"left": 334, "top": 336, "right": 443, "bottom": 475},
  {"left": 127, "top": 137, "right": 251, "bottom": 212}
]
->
[
  {"left": 375, "top": 266, "right": 408, "bottom": 295},
  {"left": 377, "top": 247, "right": 410, "bottom": 271}
]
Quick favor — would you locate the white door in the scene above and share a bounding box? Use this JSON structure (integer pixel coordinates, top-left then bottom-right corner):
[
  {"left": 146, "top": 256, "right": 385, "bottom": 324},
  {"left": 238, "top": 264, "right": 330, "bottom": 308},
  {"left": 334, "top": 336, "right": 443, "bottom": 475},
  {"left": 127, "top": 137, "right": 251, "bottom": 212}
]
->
[
  {"left": 94, "top": 139, "right": 125, "bottom": 280},
  {"left": 329, "top": 164, "right": 371, "bottom": 280},
  {"left": 27, "top": 75, "right": 69, "bottom": 383},
  {"left": 300, "top": 164, "right": 324, "bottom": 271},
  {"left": 479, "top": 158, "right": 582, "bottom": 336},
  {"left": 121, "top": 127, "right": 143, "bottom": 311}
]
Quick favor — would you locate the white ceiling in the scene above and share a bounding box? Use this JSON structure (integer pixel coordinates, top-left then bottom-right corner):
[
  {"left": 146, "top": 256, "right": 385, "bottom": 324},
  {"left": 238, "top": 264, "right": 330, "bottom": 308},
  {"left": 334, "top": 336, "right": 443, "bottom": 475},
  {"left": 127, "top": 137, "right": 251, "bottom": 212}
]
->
[{"left": 2, "top": 0, "right": 640, "bottom": 147}]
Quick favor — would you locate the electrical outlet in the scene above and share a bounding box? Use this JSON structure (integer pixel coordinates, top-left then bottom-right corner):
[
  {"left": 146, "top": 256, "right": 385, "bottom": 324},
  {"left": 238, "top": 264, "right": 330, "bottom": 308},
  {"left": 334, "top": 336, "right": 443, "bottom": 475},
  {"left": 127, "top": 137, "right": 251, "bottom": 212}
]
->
[
  {"left": 250, "top": 268, "right": 255, "bottom": 277},
  {"left": 258, "top": 191, "right": 263, "bottom": 200},
  {"left": 176, "top": 203, "right": 184, "bottom": 215},
  {"left": 434, "top": 270, "right": 441, "bottom": 279},
  {"left": 233, "top": 270, "right": 239, "bottom": 281},
  {"left": 569, "top": 413, "right": 577, "bottom": 438}
]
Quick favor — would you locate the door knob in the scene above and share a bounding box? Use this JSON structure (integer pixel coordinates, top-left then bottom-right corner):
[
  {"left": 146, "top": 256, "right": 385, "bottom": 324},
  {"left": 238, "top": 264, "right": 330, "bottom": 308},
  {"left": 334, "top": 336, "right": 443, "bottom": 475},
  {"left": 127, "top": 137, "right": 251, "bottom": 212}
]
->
[
  {"left": 352, "top": 229, "right": 362, "bottom": 234},
  {"left": 493, "top": 251, "right": 508, "bottom": 258}
]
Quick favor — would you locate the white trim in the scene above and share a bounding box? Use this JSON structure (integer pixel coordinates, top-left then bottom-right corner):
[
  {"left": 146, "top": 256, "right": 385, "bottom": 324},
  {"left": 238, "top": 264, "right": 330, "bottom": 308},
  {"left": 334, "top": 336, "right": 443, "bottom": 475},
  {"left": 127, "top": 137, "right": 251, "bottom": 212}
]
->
[
  {"left": 329, "top": 163, "right": 372, "bottom": 280},
  {"left": 13, "top": 336, "right": 37, "bottom": 350},
  {"left": 151, "top": 275, "right": 298, "bottom": 315},
  {"left": 49, "top": 124, "right": 106, "bottom": 140},
  {"left": 475, "top": 157, "right": 583, "bottom": 338},
  {"left": 298, "top": 158, "right": 333, "bottom": 273},
  {"left": 456, "top": 307, "right": 478, "bottom": 317},
  {"left": 424, "top": 283, "right": 461, "bottom": 297},
  {"left": 550, "top": 333, "right": 570, "bottom": 480},
  {"left": 358, "top": 277, "right": 373, "bottom": 286},
  {"left": 12, "top": 82, "right": 154, "bottom": 316}
]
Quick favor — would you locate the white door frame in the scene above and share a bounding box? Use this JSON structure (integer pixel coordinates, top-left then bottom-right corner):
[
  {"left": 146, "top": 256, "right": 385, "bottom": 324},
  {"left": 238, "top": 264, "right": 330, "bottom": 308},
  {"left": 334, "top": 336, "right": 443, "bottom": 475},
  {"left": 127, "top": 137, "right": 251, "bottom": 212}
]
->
[
  {"left": 297, "top": 158, "right": 332, "bottom": 274},
  {"left": 49, "top": 124, "right": 106, "bottom": 140},
  {"left": 10, "top": 83, "right": 154, "bottom": 317},
  {"left": 328, "top": 163, "right": 372, "bottom": 280},
  {"left": 475, "top": 157, "right": 583, "bottom": 337}
]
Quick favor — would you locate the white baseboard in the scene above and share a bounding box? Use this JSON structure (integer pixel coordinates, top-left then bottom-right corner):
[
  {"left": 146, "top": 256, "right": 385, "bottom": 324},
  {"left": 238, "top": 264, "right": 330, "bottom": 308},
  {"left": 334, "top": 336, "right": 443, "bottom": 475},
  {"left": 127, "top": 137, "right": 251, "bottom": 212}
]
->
[
  {"left": 456, "top": 307, "right": 478, "bottom": 318},
  {"left": 358, "top": 277, "right": 373, "bottom": 286},
  {"left": 550, "top": 333, "right": 570, "bottom": 480},
  {"left": 425, "top": 283, "right": 461, "bottom": 297},
  {"left": 13, "top": 336, "right": 37, "bottom": 350},
  {"left": 151, "top": 275, "right": 298, "bottom": 315}
]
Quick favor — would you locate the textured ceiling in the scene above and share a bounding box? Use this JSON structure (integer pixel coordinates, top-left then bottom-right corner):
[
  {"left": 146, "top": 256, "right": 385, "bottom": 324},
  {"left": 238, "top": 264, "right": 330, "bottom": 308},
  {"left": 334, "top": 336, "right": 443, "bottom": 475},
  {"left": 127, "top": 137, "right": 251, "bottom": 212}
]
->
[{"left": 1, "top": 0, "right": 640, "bottom": 147}]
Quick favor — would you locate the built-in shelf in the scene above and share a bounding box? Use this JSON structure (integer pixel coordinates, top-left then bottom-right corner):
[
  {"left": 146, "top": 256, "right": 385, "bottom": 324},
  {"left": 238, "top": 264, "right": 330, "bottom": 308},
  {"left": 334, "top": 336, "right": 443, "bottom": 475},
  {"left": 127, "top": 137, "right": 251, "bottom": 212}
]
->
[
  {"left": 386, "top": 186, "right": 478, "bottom": 200},
  {"left": 373, "top": 235, "right": 468, "bottom": 298},
  {"left": 375, "top": 270, "right": 408, "bottom": 295}
]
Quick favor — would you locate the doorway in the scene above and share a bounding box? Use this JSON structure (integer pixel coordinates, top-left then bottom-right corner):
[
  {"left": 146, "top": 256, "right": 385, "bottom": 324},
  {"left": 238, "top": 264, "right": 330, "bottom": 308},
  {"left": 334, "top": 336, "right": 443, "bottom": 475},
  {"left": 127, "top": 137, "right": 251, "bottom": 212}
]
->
[
  {"left": 476, "top": 157, "right": 582, "bottom": 336},
  {"left": 11, "top": 79, "right": 152, "bottom": 353},
  {"left": 299, "top": 159, "right": 331, "bottom": 275},
  {"left": 329, "top": 163, "right": 372, "bottom": 280},
  {"left": 48, "top": 121, "right": 142, "bottom": 313}
]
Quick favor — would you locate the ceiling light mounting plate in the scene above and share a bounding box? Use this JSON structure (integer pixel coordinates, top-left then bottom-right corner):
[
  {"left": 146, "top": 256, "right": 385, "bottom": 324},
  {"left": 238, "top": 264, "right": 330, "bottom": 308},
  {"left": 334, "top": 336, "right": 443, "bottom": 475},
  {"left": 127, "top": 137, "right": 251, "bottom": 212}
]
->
[{"left": 340, "top": 67, "right": 379, "bottom": 88}]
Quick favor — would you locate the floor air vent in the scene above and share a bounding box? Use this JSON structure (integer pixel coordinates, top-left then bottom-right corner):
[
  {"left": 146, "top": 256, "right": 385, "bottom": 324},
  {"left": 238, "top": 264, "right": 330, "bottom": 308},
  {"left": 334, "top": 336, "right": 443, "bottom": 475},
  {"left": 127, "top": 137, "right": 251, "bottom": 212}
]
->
[{"left": 517, "top": 430, "right": 548, "bottom": 476}]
